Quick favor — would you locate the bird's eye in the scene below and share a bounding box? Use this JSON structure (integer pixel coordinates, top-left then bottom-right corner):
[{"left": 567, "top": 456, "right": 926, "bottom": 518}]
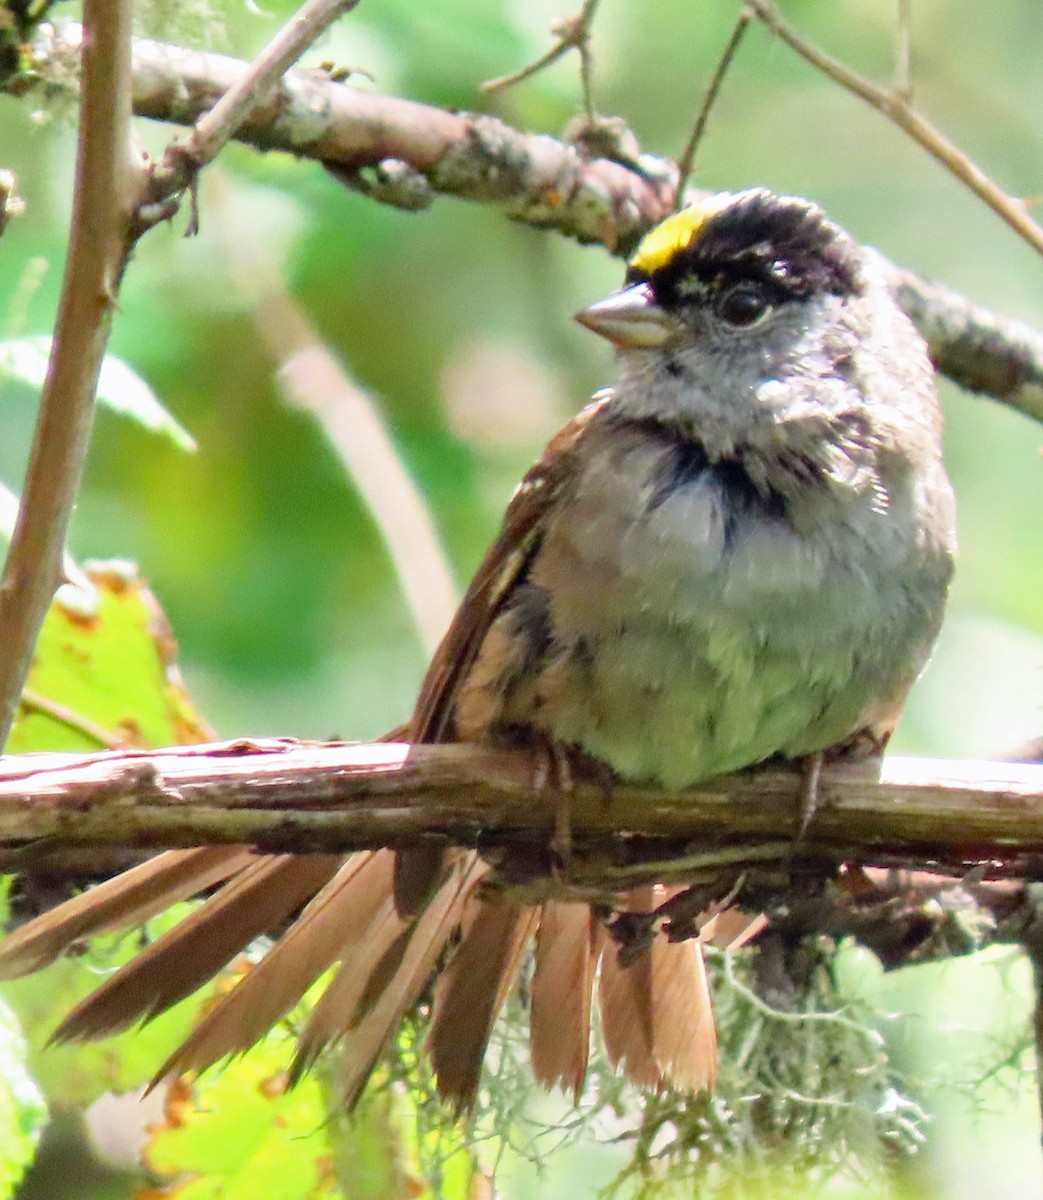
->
[{"left": 715, "top": 282, "right": 772, "bottom": 328}]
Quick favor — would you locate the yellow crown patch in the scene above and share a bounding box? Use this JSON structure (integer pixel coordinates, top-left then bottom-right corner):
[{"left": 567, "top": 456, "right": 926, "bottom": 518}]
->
[{"left": 629, "top": 194, "right": 733, "bottom": 275}]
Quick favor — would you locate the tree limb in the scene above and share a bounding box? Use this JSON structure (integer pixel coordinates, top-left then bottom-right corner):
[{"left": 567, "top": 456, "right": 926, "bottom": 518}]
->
[
  {"left": 21, "top": 23, "right": 1043, "bottom": 425},
  {"left": 884, "top": 261, "right": 1043, "bottom": 423},
  {"left": 5, "top": 740, "right": 1043, "bottom": 975},
  {"left": 0, "top": 739, "right": 1040, "bottom": 888}
]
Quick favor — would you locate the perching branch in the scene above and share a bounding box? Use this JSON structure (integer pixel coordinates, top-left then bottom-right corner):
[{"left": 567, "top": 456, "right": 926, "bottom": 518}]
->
[
  {"left": 0, "top": 0, "right": 145, "bottom": 751},
  {"left": 0, "top": 739, "right": 1041, "bottom": 893},
  {"left": 7, "top": 741, "right": 1043, "bottom": 972},
  {"left": 20, "top": 24, "right": 1043, "bottom": 426}
]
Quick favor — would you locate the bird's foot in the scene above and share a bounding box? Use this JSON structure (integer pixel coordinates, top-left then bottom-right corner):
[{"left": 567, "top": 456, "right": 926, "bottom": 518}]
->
[
  {"left": 531, "top": 740, "right": 576, "bottom": 875},
  {"left": 795, "top": 751, "right": 825, "bottom": 844}
]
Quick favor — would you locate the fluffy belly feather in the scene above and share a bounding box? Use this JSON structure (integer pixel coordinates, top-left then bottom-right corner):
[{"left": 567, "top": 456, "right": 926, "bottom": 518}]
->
[{"left": 454, "top": 425, "right": 949, "bottom": 787}]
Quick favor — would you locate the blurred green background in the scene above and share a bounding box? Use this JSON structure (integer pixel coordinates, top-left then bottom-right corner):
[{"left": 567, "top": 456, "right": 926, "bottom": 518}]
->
[{"left": 0, "top": 0, "right": 1041, "bottom": 1196}]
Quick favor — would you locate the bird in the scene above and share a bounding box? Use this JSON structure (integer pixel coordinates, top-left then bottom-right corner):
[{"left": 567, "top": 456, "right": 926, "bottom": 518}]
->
[{"left": 0, "top": 187, "right": 956, "bottom": 1110}]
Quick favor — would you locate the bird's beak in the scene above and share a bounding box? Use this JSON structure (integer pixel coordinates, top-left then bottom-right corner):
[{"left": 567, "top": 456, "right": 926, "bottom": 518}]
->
[{"left": 575, "top": 282, "right": 677, "bottom": 349}]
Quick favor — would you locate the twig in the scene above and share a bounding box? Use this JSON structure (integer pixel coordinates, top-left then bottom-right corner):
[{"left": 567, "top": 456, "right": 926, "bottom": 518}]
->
[
  {"left": 272, "top": 336, "right": 458, "bottom": 657},
  {"left": 18, "top": 27, "right": 1043, "bottom": 422},
  {"left": 674, "top": 7, "right": 752, "bottom": 208},
  {"left": 746, "top": 0, "right": 1043, "bottom": 260},
  {"left": 149, "top": 0, "right": 363, "bottom": 199},
  {"left": 483, "top": 0, "right": 602, "bottom": 119},
  {"left": 481, "top": 38, "right": 576, "bottom": 96},
  {"left": 0, "top": 0, "right": 145, "bottom": 749},
  {"left": 575, "top": 0, "right": 601, "bottom": 123},
  {"left": 0, "top": 1, "right": 372, "bottom": 753}
]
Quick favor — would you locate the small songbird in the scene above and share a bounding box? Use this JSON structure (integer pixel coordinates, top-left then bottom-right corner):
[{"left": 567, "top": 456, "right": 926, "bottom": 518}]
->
[{"left": 0, "top": 188, "right": 956, "bottom": 1108}]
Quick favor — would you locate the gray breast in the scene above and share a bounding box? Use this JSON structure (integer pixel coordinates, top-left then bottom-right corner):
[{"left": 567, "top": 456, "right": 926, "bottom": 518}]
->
[{"left": 475, "top": 421, "right": 951, "bottom": 787}]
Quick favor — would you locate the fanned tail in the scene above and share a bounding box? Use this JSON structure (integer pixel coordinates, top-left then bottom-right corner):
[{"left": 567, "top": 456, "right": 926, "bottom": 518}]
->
[
  {"left": 53, "top": 853, "right": 343, "bottom": 1043},
  {"left": 0, "top": 849, "right": 720, "bottom": 1105}
]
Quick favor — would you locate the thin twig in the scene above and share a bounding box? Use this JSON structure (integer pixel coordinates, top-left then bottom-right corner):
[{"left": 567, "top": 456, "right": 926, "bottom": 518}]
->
[
  {"left": 0, "top": 0, "right": 145, "bottom": 749},
  {"left": 482, "top": 0, "right": 601, "bottom": 111},
  {"left": 746, "top": 0, "right": 1043, "bottom": 260},
  {"left": 576, "top": 0, "right": 601, "bottom": 123},
  {"left": 150, "top": 0, "right": 363, "bottom": 197},
  {"left": 674, "top": 7, "right": 752, "bottom": 208},
  {"left": 482, "top": 37, "right": 572, "bottom": 95},
  {"left": 271, "top": 337, "right": 458, "bottom": 656}
]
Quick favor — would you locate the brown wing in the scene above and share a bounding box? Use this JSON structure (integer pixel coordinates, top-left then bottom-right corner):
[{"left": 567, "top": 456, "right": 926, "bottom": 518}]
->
[
  {"left": 394, "top": 397, "right": 611, "bottom": 913},
  {"left": 410, "top": 396, "right": 610, "bottom": 744}
]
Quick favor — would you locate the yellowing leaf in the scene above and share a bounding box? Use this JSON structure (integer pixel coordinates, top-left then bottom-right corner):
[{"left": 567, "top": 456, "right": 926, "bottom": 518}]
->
[
  {"left": 139, "top": 1023, "right": 339, "bottom": 1200},
  {"left": 8, "top": 560, "right": 213, "bottom": 754}
]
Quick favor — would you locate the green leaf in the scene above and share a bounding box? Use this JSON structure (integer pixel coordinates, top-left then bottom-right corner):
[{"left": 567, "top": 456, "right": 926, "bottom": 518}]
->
[
  {"left": 0, "top": 336, "right": 196, "bottom": 451},
  {"left": 8, "top": 560, "right": 214, "bottom": 753},
  {"left": 139, "top": 994, "right": 341, "bottom": 1200}
]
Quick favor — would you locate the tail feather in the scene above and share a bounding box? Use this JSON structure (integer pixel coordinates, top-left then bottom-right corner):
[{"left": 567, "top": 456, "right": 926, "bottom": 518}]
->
[
  {"left": 652, "top": 937, "right": 716, "bottom": 1093},
  {"left": 0, "top": 847, "right": 256, "bottom": 978},
  {"left": 530, "top": 901, "right": 598, "bottom": 1098},
  {"left": 145, "top": 853, "right": 388, "bottom": 1081},
  {"left": 53, "top": 854, "right": 341, "bottom": 1043},
  {"left": 598, "top": 886, "right": 716, "bottom": 1093},
  {"left": 429, "top": 894, "right": 539, "bottom": 1109},
  {"left": 288, "top": 849, "right": 416, "bottom": 1079},
  {"left": 337, "top": 854, "right": 487, "bottom": 1107},
  {"left": 392, "top": 847, "right": 447, "bottom": 917},
  {"left": 291, "top": 908, "right": 407, "bottom": 1084}
]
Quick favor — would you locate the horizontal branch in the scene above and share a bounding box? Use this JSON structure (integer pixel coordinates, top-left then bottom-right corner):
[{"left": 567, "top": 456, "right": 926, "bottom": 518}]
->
[
  {"left": 18, "top": 23, "right": 1043, "bottom": 424},
  {"left": 0, "top": 739, "right": 1041, "bottom": 894},
  {"left": 25, "top": 23, "right": 675, "bottom": 253}
]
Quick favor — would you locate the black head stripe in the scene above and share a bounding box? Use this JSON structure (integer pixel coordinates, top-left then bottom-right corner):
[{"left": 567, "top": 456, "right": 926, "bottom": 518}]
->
[{"left": 627, "top": 189, "right": 862, "bottom": 308}]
